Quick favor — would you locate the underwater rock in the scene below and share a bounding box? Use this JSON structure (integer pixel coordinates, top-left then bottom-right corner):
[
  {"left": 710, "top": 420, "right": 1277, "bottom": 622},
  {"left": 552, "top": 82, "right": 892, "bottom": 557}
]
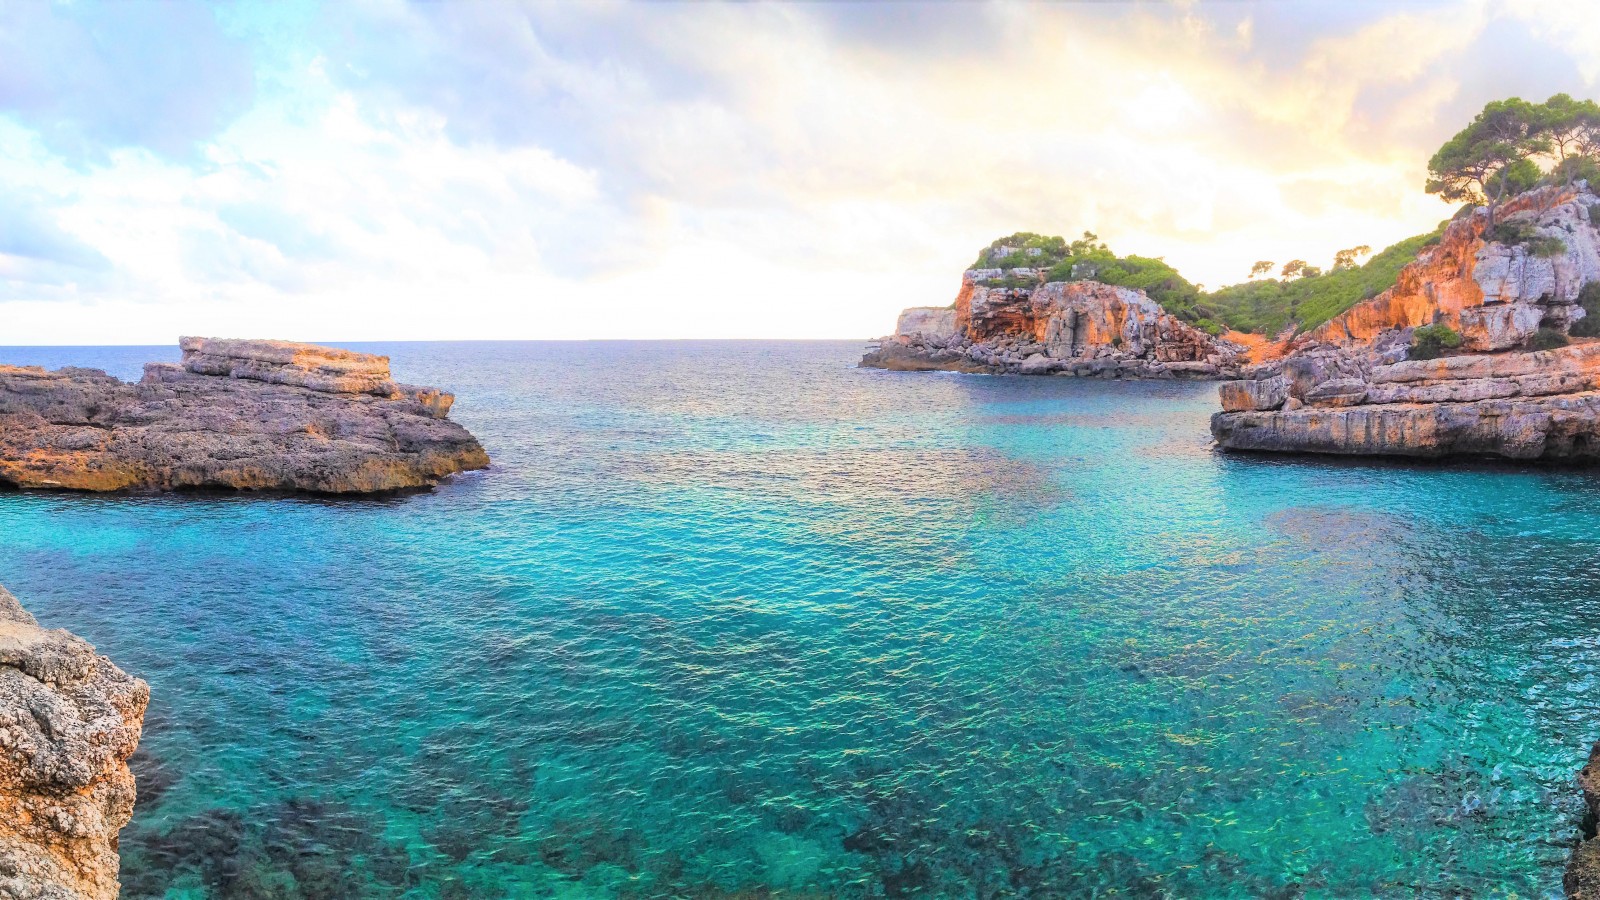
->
[
  {"left": 0, "top": 338, "right": 490, "bottom": 493},
  {"left": 0, "top": 584, "right": 147, "bottom": 900}
]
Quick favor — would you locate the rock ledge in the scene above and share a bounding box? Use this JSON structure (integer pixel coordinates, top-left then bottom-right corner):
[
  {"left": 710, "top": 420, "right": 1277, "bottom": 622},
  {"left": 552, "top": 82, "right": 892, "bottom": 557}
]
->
[{"left": 0, "top": 339, "right": 490, "bottom": 493}]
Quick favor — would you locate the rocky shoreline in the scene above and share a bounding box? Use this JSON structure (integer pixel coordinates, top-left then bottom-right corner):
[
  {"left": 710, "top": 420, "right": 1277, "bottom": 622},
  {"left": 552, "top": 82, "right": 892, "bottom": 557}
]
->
[
  {"left": 0, "top": 584, "right": 146, "bottom": 900},
  {"left": 0, "top": 338, "right": 489, "bottom": 494},
  {"left": 1212, "top": 184, "right": 1600, "bottom": 461}
]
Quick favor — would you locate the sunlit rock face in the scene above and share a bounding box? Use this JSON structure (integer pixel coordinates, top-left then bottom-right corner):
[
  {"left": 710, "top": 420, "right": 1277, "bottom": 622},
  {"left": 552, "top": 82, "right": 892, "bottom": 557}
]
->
[
  {"left": 0, "top": 585, "right": 146, "bottom": 900},
  {"left": 863, "top": 273, "right": 1244, "bottom": 379},
  {"left": 1301, "top": 185, "right": 1600, "bottom": 352},
  {"left": 0, "top": 339, "right": 490, "bottom": 493},
  {"left": 1214, "top": 184, "right": 1600, "bottom": 460}
]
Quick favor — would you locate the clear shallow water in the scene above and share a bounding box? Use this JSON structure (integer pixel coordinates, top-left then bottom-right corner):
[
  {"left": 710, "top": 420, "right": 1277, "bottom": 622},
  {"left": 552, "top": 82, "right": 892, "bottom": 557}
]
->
[{"left": 2, "top": 340, "right": 1600, "bottom": 898}]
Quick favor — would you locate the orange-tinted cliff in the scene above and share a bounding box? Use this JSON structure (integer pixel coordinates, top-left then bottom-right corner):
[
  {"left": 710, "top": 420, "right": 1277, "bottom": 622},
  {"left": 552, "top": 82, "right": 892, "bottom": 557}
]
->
[
  {"left": 1213, "top": 183, "right": 1600, "bottom": 460},
  {"left": 866, "top": 271, "right": 1243, "bottom": 379}
]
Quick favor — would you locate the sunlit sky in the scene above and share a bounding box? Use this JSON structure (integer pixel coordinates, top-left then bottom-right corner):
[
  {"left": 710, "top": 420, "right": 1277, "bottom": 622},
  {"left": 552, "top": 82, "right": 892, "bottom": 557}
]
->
[{"left": 3, "top": 0, "right": 1599, "bottom": 345}]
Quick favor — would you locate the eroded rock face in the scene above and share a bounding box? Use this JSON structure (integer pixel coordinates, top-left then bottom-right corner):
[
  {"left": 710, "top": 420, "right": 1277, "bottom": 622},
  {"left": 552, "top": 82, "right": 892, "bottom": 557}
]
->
[
  {"left": 0, "top": 585, "right": 147, "bottom": 900},
  {"left": 0, "top": 340, "right": 490, "bottom": 493},
  {"left": 863, "top": 274, "right": 1243, "bottom": 379},
  {"left": 1300, "top": 185, "right": 1600, "bottom": 352},
  {"left": 1214, "top": 184, "right": 1600, "bottom": 460}
]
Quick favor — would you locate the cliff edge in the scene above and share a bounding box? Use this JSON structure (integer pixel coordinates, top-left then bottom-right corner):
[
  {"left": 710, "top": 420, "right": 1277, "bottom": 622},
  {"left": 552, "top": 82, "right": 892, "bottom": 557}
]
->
[
  {"left": 0, "top": 585, "right": 146, "bottom": 900},
  {"left": 1212, "top": 184, "right": 1600, "bottom": 460},
  {"left": 0, "top": 338, "right": 490, "bottom": 493},
  {"left": 862, "top": 268, "right": 1244, "bottom": 379}
]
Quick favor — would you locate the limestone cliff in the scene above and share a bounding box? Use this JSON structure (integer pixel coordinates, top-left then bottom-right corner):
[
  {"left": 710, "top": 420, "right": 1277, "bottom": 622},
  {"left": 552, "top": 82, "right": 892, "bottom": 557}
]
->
[
  {"left": 0, "top": 339, "right": 490, "bottom": 493},
  {"left": 863, "top": 272, "right": 1244, "bottom": 379},
  {"left": 1213, "top": 184, "right": 1600, "bottom": 460},
  {"left": 0, "top": 585, "right": 146, "bottom": 900}
]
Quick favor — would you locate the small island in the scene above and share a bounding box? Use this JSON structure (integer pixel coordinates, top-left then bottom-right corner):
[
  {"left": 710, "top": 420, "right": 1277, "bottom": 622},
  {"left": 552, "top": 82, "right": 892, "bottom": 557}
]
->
[
  {"left": 863, "top": 231, "right": 1248, "bottom": 379},
  {"left": 0, "top": 338, "right": 490, "bottom": 494}
]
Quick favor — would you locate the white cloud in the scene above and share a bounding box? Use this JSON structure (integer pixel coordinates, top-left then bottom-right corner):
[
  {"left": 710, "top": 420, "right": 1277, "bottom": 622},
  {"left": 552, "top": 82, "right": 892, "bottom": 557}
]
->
[{"left": 0, "top": 0, "right": 1597, "bottom": 344}]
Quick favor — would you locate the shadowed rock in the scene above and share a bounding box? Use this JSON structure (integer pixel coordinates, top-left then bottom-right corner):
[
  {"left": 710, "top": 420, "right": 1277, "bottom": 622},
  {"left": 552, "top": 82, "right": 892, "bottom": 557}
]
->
[
  {"left": 0, "top": 585, "right": 147, "bottom": 900},
  {"left": 0, "top": 339, "right": 490, "bottom": 493}
]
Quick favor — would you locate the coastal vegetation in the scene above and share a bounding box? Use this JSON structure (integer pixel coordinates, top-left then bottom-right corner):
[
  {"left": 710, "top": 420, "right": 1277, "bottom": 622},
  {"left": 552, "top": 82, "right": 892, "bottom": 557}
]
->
[
  {"left": 1409, "top": 324, "right": 1463, "bottom": 360},
  {"left": 973, "top": 94, "right": 1600, "bottom": 336}
]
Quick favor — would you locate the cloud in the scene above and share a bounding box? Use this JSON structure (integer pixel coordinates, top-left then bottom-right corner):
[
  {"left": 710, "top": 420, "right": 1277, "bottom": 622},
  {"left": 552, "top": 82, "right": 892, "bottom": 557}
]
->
[
  {"left": 0, "top": 2, "right": 254, "bottom": 161},
  {"left": 2, "top": 0, "right": 1600, "bottom": 344}
]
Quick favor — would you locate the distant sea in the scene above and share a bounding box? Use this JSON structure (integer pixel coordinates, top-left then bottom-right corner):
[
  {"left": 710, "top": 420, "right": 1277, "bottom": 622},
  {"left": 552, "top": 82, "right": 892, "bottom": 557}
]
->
[{"left": 3, "top": 340, "right": 1599, "bottom": 897}]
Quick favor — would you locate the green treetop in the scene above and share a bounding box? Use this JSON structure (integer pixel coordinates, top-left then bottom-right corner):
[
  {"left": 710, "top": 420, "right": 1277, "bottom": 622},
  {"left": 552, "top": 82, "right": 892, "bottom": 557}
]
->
[{"left": 1425, "top": 97, "right": 1552, "bottom": 227}]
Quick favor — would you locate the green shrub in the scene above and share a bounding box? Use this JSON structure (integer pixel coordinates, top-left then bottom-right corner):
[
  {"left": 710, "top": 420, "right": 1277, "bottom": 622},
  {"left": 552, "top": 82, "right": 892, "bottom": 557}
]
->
[
  {"left": 1490, "top": 221, "right": 1538, "bottom": 244},
  {"left": 1570, "top": 282, "right": 1600, "bottom": 337},
  {"left": 1528, "top": 236, "right": 1568, "bottom": 257},
  {"left": 1202, "top": 227, "right": 1444, "bottom": 335},
  {"left": 1588, "top": 203, "right": 1600, "bottom": 226},
  {"left": 1530, "top": 327, "right": 1570, "bottom": 350},
  {"left": 1490, "top": 220, "right": 1566, "bottom": 257},
  {"left": 1411, "top": 324, "right": 1463, "bottom": 360}
]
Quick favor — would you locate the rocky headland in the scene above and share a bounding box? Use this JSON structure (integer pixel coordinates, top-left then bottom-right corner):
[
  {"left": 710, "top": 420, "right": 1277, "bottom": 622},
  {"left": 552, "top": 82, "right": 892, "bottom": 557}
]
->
[
  {"left": 863, "top": 265, "right": 1246, "bottom": 380},
  {"left": 0, "top": 338, "right": 490, "bottom": 494},
  {"left": 0, "top": 584, "right": 146, "bottom": 900},
  {"left": 1212, "top": 184, "right": 1600, "bottom": 460}
]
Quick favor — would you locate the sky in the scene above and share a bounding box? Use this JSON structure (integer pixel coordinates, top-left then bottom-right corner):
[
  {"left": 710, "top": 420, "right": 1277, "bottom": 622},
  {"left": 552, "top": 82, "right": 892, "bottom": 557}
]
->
[{"left": 3, "top": 0, "right": 1600, "bottom": 345}]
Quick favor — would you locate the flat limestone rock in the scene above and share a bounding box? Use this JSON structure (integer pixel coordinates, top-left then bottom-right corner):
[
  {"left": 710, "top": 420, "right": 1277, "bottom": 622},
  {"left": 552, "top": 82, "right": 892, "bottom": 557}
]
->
[
  {"left": 178, "top": 336, "right": 398, "bottom": 396},
  {"left": 0, "top": 585, "right": 147, "bottom": 900},
  {"left": 0, "top": 340, "right": 490, "bottom": 493}
]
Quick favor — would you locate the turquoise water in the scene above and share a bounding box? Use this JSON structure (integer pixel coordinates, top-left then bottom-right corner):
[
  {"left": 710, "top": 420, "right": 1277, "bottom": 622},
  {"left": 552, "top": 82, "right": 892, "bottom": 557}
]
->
[{"left": 2, "top": 340, "right": 1599, "bottom": 898}]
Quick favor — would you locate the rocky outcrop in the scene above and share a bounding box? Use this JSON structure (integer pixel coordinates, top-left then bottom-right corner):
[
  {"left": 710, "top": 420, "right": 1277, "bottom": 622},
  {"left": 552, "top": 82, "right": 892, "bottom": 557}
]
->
[
  {"left": 1568, "top": 742, "right": 1600, "bottom": 898},
  {"left": 0, "top": 339, "right": 490, "bottom": 493},
  {"left": 1213, "top": 184, "right": 1600, "bottom": 460},
  {"left": 0, "top": 585, "right": 146, "bottom": 900},
  {"left": 863, "top": 273, "right": 1244, "bottom": 379}
]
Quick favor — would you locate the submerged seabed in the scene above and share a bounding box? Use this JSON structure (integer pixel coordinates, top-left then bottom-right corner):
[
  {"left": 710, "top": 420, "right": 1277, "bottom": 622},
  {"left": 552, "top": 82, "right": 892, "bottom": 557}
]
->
[{"left": 2, "top": 340, "right": 1598, "bottom": 898}]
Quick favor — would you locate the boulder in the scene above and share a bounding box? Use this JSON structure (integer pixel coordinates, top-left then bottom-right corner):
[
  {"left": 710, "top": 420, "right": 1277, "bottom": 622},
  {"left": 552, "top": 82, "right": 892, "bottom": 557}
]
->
[{"left": 1218, "top": 375, "right": 1288, "bottom": 412}]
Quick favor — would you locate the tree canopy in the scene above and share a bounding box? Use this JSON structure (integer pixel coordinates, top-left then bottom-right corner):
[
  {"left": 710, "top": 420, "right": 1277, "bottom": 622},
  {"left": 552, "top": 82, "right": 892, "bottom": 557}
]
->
[{"left": 1425, "top": 94, "right": 1600, "bottom": 225}]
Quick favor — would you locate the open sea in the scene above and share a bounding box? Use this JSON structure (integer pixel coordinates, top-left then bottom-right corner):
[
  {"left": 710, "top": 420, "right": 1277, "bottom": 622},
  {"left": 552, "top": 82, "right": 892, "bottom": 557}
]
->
[{"left": 4, "top": 339, "right": 1600, "bottom": 898}]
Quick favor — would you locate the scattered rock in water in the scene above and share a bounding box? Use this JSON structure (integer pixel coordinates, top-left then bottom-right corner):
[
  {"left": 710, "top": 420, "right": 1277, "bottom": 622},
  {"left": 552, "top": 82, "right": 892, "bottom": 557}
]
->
[{"left": 0, "top": 337, "right": 490, "bottom": 493}]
